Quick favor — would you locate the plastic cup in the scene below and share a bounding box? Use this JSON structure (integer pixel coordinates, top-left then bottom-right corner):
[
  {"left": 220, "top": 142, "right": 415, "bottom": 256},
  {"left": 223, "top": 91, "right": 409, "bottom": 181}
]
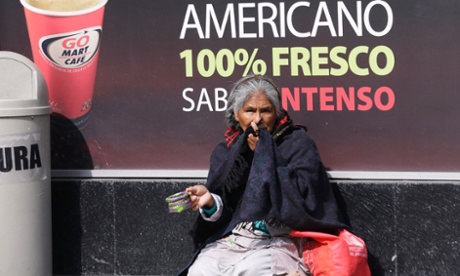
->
[
  {"left": 165, "top": 191, "right": 192, "bottom": 213},
  {"left": 20, "top": 0, "right": 108, "bottom": 129}
]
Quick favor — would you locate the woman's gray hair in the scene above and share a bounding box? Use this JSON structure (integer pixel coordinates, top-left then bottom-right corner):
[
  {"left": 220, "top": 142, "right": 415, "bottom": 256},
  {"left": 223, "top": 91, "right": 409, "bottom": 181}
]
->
[{"left": 225, "top": 75, "right": 284, "bottom": 128}]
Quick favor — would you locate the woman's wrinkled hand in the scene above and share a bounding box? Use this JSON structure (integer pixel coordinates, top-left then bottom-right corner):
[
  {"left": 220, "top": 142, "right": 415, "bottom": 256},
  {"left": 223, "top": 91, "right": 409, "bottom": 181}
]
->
[
  {"left": 247, "top": 121, "right": 260, "bottom": 151},
  {"left": 185, "top": 185, "right": 214, "bottom": 211}
]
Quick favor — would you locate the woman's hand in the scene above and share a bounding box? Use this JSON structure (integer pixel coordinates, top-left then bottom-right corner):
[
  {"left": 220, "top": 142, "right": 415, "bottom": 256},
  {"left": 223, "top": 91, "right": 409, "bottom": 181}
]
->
[
  {"left": 185, "top": 185, "right": 214, "bottom": 211},
  {"left": 247, "top": 121, "right": 260, "bottom": 151}
]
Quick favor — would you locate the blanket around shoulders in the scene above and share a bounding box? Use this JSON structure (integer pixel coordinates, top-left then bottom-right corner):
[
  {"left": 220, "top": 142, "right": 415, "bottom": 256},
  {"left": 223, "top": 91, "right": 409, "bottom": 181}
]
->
[{"left": 190, "top": 124, "right": 348, "bottom": 248}]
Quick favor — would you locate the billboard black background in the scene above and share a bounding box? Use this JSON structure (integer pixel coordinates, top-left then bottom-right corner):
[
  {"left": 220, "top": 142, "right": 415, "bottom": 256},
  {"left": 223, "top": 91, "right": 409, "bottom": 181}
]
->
[{"left": 1, "top": 0, "right": 460, "bottom": 172}]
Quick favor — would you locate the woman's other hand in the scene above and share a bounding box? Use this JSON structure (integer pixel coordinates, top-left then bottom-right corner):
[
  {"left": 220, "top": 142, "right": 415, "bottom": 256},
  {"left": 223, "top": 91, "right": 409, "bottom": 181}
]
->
[{"left": 185, "top": 185, "right": 214, "bottom": 211}]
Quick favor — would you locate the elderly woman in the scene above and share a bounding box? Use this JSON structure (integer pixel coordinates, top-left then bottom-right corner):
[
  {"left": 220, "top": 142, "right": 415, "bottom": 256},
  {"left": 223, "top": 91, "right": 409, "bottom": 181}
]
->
[{"left": 179, "top": 75, "right": 348, "bottom": 276}]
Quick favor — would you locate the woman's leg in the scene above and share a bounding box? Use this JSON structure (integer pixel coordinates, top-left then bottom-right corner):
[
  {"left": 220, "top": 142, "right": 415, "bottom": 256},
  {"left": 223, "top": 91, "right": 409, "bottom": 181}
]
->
[{"left": 188, "top": 236, "right": 309, "bottom": 276}]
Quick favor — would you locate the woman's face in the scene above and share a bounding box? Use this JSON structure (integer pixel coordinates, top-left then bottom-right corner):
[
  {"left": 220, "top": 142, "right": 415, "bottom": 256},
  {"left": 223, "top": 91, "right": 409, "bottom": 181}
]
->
[{"left": 234, "top": 92, "right": 277, "bottom": 133}]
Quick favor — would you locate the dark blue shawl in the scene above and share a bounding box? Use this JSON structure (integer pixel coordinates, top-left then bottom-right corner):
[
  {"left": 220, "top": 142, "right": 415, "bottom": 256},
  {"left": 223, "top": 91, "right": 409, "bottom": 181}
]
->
[{"left": 178, "top": 120, "right": 348, "bottom": 276}]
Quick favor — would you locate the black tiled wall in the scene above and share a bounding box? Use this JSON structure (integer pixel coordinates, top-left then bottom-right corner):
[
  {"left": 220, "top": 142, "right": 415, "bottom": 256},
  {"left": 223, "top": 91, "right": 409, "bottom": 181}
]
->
[{"left": 52, "top": 179, "right": 460, "bottom": 276}]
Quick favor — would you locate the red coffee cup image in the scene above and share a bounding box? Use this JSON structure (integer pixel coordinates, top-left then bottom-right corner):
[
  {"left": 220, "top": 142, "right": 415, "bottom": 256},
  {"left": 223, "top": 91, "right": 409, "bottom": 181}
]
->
[{"left": 20, "top": 0, "right": 108, "bottom": 129}]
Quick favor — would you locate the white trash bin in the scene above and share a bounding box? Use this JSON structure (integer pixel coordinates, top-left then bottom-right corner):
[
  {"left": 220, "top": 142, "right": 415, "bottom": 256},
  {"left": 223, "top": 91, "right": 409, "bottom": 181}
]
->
[{"left": 0, "top": 51, "right": 52, "bottom": 276}]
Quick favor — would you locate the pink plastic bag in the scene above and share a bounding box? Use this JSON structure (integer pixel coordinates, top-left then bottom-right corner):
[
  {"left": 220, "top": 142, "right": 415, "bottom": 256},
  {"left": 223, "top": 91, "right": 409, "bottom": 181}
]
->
[{"left": 290, "top": 229, "right": 371, "bottom": 276}]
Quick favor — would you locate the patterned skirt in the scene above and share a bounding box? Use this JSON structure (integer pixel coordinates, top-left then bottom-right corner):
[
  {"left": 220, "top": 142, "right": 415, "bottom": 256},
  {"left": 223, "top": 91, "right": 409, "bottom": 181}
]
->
[{"left": 187, "top": 233, "right": 310, "bottom": 276}]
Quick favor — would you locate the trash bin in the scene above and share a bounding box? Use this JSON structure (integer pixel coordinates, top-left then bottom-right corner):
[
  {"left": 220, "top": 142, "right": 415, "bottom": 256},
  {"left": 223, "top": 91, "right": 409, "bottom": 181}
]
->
[{"left": 0, "top": 51, "right": 52, "bottom": 275}]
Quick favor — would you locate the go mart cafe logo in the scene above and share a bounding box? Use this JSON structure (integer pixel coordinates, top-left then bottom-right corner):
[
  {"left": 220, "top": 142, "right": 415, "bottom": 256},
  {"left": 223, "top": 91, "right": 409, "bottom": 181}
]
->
[{"left": 39, "top": 27, "right": 102, "bottom": 69}]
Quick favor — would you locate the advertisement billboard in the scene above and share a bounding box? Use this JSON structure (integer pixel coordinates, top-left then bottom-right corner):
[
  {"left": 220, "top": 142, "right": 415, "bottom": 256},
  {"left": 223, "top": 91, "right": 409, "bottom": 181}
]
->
[{"left": 2, "top": 0, "right": 460, "bottom": 176}]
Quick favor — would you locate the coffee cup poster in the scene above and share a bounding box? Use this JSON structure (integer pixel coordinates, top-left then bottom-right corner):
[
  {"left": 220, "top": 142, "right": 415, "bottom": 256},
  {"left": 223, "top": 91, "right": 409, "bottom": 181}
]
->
[{"left": 1, "top": 0, "right": 460, "bottom": 173}]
